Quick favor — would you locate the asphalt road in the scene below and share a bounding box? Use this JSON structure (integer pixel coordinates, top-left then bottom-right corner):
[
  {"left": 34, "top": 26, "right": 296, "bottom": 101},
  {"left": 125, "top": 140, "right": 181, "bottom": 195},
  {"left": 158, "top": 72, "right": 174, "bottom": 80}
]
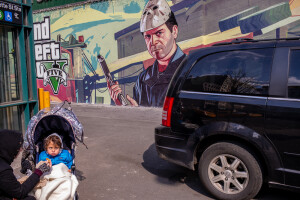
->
[{"left": 13, "top": 104, "right": 298, "bottom": 200}]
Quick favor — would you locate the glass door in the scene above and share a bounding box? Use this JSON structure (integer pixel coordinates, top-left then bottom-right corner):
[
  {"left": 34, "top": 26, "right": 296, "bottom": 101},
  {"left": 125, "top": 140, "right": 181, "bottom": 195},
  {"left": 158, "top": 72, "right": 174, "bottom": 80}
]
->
[
  {"left": 0, "top": 26, "right": 20, "bottom": 103},
  {"left": 0, "top": 26, "right": 22, "bottom": 131}
]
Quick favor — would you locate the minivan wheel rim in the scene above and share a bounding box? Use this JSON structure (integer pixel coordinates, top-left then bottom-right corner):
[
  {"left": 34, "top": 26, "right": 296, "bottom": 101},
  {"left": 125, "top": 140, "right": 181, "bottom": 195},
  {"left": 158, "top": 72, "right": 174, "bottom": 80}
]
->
[{"left": 208, "top": 154, "right": 249, "bottom": 194}]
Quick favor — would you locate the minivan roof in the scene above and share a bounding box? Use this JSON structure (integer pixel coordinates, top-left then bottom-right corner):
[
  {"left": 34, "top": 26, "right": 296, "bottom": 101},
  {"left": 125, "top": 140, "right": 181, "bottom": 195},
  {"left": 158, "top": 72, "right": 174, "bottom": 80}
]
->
[
  {"left": 188, "top": 39, "right": 275, "bottom": 62},
  {"left": 188, "top": 37, "right": 300, "bottom": 61},
  {"left": 213, "top": 37, "right": 300, "bottom": 46}
]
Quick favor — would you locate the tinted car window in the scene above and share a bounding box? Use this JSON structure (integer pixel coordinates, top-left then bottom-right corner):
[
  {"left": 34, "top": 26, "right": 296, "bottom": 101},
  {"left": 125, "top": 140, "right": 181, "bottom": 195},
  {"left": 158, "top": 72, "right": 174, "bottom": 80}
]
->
[
  {"left": 182, "top": 49, "right": 273, "bottom": 96},
  {"left": 288, "top": 50, "right": 300, "bottom": 99}
]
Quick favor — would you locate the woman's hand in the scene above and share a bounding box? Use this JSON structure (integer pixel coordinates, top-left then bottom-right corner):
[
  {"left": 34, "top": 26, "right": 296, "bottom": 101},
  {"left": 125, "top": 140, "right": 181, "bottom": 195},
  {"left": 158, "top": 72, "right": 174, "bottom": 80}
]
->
[
  {"left": 36, "top": 161, "right": 51, "bottom": 173},
  {"left": 36, "top": 160, "right": 46, "bottom": 168}
]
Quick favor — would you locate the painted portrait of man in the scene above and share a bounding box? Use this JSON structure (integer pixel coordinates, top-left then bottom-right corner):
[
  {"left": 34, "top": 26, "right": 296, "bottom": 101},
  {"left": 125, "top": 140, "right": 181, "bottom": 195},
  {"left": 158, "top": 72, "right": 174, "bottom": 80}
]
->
[{"left": 108, "top": 0, "right": 186, "bottom": 107}]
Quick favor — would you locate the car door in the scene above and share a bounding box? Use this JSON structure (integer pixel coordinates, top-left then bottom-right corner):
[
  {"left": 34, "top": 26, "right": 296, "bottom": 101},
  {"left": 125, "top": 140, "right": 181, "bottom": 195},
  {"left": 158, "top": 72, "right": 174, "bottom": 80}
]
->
[
  {"left": 266, "top": 47, "right": 300, "bottom": 187},
  {"left": 178, "top": 47, "right": 274, "bottom": 135}
]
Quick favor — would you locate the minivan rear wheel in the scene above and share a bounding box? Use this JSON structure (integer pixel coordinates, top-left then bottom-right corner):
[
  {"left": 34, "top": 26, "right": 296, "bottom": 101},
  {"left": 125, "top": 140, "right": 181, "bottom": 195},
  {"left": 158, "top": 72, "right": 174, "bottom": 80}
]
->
[{"left": 198, "top": 142, "right": 262, "bottom": 200}]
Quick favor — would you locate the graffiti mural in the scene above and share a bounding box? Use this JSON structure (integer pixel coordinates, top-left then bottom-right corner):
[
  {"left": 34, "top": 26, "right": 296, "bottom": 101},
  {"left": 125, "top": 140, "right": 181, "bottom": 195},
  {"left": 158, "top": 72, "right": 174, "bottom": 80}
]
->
[
  {"left": 34, "top": 16, "right": 76, "bottom": 102},
  {"left": 32, "top": 0, "right": 300, "bottom": 106},
  {"left": 34, "top": 17, "right": 68, "bottom": 95},
  {"left": 107, "top": 0, "right": 185, "bottom": 107}
]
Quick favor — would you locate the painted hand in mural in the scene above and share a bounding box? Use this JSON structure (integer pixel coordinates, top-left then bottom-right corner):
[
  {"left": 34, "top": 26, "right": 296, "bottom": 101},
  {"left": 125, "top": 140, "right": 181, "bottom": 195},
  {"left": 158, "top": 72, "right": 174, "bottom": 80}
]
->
[
  {"left": 126, "top": 94, "right": 138, "bottom": 107},
  {"left": 108, "top": 81, "right": 122, "bottom": 106},
  {"left": 108, "top": 81, "right": 138, "bottom": 106}
]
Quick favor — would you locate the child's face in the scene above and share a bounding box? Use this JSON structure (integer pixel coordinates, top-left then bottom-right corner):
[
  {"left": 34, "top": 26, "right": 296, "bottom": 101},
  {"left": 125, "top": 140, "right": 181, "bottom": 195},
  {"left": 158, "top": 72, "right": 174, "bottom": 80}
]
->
[{"left": 46, "top": 141, "right": 60, "bottom": 156}]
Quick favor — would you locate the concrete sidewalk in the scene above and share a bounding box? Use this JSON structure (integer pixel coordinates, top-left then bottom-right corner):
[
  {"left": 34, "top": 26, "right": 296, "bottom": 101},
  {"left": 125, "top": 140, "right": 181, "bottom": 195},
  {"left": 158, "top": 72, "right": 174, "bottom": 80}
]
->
[
  {"left": 12, "top": 103, "right": 297, "bottom": 200},
  {"left": 12, "top": 103, "right": 162, "bottom": 176}
]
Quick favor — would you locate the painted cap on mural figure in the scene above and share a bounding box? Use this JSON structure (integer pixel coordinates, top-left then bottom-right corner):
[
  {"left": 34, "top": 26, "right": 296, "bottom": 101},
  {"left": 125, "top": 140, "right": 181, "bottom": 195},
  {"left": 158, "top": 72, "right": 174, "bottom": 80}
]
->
[{"left": 140, "top": 0, "right": 172, "bottom": 32}]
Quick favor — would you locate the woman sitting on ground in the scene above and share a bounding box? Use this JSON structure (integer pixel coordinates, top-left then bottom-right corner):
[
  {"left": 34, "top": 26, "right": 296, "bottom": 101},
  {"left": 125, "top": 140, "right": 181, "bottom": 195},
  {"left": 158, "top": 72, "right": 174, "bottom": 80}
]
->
[{"left": 0, "top": 129, "right": 51, "bottom": 200}]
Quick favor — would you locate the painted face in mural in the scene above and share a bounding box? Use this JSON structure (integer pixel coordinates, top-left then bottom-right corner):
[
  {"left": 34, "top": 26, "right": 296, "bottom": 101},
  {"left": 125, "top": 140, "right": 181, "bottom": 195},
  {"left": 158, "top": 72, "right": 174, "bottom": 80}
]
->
[{"left": 143, "top": 23, "right": 178, "bottom": 61}]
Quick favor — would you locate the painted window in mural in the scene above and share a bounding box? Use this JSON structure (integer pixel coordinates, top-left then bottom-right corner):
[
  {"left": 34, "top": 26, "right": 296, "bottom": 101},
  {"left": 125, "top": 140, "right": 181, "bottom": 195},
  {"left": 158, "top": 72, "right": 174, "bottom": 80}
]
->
[{"left": 33, "top": 0, "right": 300, "bottom": 106}]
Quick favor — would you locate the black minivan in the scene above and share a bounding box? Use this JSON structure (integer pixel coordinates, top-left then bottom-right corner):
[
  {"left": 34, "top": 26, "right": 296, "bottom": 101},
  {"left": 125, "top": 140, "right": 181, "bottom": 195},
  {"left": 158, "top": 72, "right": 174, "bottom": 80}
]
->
[{"left": 155, "top": 38, "right": 300, "bottom": 200}]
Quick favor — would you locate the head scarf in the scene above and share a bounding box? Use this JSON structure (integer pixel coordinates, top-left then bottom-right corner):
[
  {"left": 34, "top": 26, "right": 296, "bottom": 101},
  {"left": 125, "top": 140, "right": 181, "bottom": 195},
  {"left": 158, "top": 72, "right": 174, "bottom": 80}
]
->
[
  {"left": 0, "top": 129, "right": 23, "bottom": 165},
  {"left": 45, "top": 133, "right": 63, "bottom": 148}
]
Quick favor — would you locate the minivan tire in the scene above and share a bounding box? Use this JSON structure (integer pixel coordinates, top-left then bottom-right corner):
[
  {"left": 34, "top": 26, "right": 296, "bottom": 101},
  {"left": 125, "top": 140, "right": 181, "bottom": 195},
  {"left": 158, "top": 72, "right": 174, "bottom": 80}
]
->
[{"left": 198, "top": 141, "right": 262, "bottom": 200}]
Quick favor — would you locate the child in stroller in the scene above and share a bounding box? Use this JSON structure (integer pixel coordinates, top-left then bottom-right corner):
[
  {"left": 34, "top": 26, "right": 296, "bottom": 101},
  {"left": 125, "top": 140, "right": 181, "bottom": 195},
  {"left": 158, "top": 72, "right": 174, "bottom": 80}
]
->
[
  {"left": 21, "top": 102, "right": 85, "bottom": 200},
  {"left": 39, "top": 133, "right": 73, "bottom": 171}
]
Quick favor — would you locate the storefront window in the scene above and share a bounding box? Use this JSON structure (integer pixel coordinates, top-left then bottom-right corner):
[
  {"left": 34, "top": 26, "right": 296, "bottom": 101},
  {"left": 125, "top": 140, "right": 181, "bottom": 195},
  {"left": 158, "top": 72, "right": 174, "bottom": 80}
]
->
[
  {"left": 0, "top": 26, "right": 20, "bottom": 103},
  {"left": 0, "top": 106, "right": 22, "bottom": 131}
]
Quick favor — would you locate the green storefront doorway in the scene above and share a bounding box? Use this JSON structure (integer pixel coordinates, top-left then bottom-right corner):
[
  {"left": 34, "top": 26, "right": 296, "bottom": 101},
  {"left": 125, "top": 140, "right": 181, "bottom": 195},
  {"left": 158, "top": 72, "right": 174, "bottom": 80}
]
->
[{"left": 0, "top": 0, "right": 38, "bottom": 132}]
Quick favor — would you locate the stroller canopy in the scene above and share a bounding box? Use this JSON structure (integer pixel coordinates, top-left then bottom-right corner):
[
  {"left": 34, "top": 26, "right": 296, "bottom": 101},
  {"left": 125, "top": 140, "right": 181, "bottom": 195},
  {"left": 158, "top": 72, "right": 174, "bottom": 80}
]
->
[{"left": 24, "top": 103, "right": 84, "bottom": 151}]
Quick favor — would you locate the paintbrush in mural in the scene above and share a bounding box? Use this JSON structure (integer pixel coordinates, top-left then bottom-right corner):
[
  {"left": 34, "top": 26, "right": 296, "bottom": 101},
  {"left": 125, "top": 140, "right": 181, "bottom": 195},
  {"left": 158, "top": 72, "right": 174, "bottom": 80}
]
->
[{"left": 97, "top": 54, "right": 128, "bottom": 106}]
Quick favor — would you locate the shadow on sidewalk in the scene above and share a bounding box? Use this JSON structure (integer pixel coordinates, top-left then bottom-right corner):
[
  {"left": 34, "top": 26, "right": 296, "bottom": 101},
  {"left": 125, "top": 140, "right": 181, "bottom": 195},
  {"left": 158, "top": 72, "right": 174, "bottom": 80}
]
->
[
  {"left": 141, "top": 144, "right": 299, "bottom": 200},
  {"left": 141, "top": 143, "right": 213, "bottom": 198},
  {"left": 75, "top": 169, "right": 86, "bottom": 181}
]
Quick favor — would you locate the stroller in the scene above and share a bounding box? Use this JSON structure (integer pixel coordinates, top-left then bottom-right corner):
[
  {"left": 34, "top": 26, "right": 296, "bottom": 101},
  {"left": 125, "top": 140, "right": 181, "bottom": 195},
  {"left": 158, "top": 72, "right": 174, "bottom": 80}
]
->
[{"left": 21, "top": 102, "right": 85, "bottom": 200}]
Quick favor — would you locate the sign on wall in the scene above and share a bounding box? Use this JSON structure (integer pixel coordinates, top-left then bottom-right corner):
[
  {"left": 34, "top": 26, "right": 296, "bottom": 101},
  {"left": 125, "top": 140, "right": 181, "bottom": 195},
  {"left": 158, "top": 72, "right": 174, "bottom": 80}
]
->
[
  {"left": 0, "top": 0, "right": 22, "bottom": 25},
  {"left": 34, "top": 16, "right": 68, "bottom": 94}
]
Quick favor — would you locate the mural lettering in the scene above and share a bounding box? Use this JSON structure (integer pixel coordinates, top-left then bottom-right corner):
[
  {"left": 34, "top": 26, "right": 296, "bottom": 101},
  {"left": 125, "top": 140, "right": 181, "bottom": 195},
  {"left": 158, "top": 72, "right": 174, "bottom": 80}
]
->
[
  {"left": 34, "top": 16, "right": 68, "bottom": 95},
  {"left": 42, "top": 60, "right": 68, "bottom": 94},
  {"left": 33, "top": 16, "right": 50, "bottom": 41}
]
